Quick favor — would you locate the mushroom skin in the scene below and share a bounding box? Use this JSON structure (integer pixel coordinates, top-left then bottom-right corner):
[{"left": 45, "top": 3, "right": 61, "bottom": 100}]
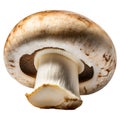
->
[{"left": 4, "top": 10, "right": 116, "bottom": 109}]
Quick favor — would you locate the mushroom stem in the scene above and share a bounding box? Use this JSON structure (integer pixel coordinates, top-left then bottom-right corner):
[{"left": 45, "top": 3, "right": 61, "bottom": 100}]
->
[
  {"left": 26, "top": 53, "right": 83, "bottom": 109},
  {"left": 35, "top": 53, "right": 80, "bottom": 96}
]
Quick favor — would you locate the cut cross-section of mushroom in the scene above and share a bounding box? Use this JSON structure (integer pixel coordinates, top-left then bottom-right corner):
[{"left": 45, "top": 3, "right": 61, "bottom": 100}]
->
[{"left": 4, "top": 10, "right": 116, "bottom": 109}]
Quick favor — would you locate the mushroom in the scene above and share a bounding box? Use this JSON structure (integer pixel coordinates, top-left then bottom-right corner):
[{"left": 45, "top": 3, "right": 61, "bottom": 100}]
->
[{"left": 4, "top": 10, "right": 116, "bottom": 109}]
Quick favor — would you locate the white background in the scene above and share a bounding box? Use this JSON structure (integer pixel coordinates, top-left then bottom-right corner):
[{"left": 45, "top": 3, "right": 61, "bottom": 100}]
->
[{"left": 0, "top": 0, "right": 120, "bottom": 119}]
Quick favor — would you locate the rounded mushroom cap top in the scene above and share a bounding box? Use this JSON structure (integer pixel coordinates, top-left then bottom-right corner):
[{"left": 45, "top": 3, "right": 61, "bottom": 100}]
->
[{"left": 4, "top": 10, "right": 116, "bottom": 95}]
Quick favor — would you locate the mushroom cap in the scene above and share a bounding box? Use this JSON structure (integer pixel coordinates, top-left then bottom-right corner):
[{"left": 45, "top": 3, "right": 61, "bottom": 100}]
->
[{"left": 4, "top": 10, "right": 116, "bottom": 95}]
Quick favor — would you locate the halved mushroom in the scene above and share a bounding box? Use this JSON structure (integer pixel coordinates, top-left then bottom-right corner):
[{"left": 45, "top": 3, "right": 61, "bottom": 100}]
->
[{"left": 4, "top": 10, "right": 116, "bottom": 109}]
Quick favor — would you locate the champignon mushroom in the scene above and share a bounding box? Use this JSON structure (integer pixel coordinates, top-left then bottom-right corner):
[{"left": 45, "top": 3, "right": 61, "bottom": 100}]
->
[{"left": 4, "top": 10, "right": 116, "bottom": 109}]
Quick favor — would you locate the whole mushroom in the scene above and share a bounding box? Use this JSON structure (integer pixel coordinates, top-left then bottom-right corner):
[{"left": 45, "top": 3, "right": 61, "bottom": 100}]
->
[{"left": 4, "top": 10, "right": 116, "bottom": 109}]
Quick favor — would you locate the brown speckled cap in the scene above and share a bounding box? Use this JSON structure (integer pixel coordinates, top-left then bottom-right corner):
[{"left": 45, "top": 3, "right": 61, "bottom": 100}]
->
[{"left": 4, "top": 10, "right": 116, "bottom": 95}]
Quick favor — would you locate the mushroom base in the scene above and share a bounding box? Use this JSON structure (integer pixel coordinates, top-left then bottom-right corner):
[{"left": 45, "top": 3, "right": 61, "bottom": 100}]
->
[{"left": 26, "top": 84, "right": 82, "bottom": 109}]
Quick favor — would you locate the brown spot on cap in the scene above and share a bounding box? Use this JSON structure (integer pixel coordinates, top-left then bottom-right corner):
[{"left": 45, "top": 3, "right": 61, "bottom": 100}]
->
[
  {"left": 85, "top": 53, "right": 89, "bottom": 56},
  {"left": 103, "top": 53, "right": 111, "bottom": 62},
  {"left": 10, "top": 64, "right": 15, "bottom": 67},
  {"left": 9, "top": 60, "right": 14, "bottom": 63}
]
